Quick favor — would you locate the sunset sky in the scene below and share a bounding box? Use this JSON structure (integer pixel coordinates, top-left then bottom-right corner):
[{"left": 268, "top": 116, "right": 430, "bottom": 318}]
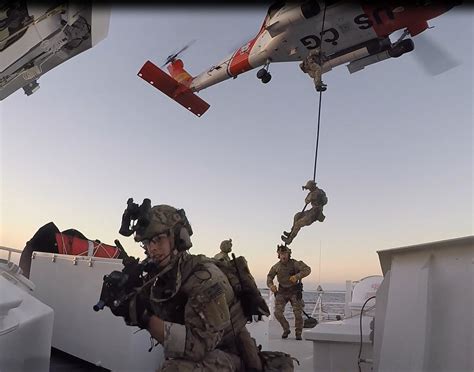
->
[{"left": 1, "top": 5, "right": 472, "bottom": 289}]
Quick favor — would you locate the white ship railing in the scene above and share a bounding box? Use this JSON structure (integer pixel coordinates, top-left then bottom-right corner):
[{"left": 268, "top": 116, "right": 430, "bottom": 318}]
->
[
  {"left": 0, "top": 246, "right": 22, "bottom": 264},
  {"left": 309, "top": 280, "right": 355, "bottom": 321},
  {"left": 261, "top": 281, "right": 353, "bottom": 323},
  {"left": 3, "top": 245, "right": 353, "bottom": 322}
]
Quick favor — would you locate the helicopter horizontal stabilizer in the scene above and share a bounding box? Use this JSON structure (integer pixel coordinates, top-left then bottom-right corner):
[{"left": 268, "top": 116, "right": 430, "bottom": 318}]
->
[{"left": 138, "top": 61, "right": 210, "bottom": 117}]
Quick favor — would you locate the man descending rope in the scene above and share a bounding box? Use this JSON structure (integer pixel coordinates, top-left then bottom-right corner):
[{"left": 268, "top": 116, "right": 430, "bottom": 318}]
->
[
  {"left": 299, "top": 48, "right": 328, "bottom": 92},
  {"left": 282, "top": 180, "right": 327, "bottom": 245}
]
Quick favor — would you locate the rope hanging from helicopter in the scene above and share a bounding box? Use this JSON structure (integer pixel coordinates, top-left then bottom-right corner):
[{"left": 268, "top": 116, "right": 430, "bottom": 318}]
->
[
  {"left": 302, "top": 1, "right": 328, "bottom": 214},
  {"left": 312, "top": 0, "right": 328, "bottom": 183},
  {"left": 280, "top": 2, "right": 330, "bottom": 247}
]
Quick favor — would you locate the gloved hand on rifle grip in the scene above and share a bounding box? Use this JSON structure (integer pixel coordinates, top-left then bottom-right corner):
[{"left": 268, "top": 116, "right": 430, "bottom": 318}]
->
[{"left": 110, "top": 291, "right": 152, "bottom": 329}]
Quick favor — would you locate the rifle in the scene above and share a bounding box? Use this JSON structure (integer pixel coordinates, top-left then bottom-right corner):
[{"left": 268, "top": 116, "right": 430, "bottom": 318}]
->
[
  {"left": 114, "top": 239, "right": 129, "bottom": 259},
  {"left": 93, "top": 256, "right": 147, "bottom": 312}
]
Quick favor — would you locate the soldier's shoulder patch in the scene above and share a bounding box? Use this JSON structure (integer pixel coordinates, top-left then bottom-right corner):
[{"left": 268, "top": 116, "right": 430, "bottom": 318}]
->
[
  {"left": 203, "top": 282, "right": 224, "bottom": 301},
  {"left": 192, "top": 264, "right": 212, "bottom": 282}
]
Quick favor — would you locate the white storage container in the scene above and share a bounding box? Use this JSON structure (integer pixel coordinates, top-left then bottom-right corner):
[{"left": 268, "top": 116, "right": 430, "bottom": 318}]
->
[
  {"left": 29, "top": 252, "right": 164, "bottom": 371},
  {"left": 0, "top": 263, "right": 54, "bottom": 372}
]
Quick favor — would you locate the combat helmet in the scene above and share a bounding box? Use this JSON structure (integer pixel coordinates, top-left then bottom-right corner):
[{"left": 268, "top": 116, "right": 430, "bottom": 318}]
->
[
  {"left": 302, "top": 180, "right": 317, "bottom": 190},
  {"left": 119, "top": 199, "right": 194, "bottom": 303},
  {"left": 119, "top": 198, "right": 193, "bottom": 251},
  {"left": 220, "top": 238, "right": 232, "bottom": 253},
  {"left": 135, "top": 204, "right": 193, "bottom": 252},
  {"left": 277, "top": 244, "right": 292, "bottom": 256}
]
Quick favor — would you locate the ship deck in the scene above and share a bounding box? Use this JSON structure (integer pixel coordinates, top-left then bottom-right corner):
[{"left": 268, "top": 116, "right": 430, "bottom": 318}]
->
[
  {"left": 248, "top": 318, "right": 314, "bottom": 371},
  {"left": 49, "top": 318, "right": 314, "bottom": 371}
]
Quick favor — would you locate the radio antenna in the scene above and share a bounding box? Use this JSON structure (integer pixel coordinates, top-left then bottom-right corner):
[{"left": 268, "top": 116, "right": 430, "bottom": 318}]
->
[{"left": 318, "top": 241, "right": 322, "bottom": 285}]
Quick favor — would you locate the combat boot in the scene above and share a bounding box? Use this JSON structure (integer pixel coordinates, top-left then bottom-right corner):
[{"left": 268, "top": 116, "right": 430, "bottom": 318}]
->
[
  {"left": 281, "top": 330, "right": 290, "bottom": 339},
  {"left": 296, "top": 333, "right": 302, "bottom": 340},
  {"left": 315, "top": 82, "right": 327, "bottom": 92}
]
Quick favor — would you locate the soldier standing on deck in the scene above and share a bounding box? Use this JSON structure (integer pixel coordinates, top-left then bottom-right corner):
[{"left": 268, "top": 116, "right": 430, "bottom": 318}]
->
[{"left": 267, "top": 245, "right": 311, "bottom": 340}]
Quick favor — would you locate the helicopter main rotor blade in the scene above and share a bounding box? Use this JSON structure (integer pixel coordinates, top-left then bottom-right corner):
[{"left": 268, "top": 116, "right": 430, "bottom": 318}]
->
[{"left": 412, "top": 32, "right": 460, "bottom": 76}]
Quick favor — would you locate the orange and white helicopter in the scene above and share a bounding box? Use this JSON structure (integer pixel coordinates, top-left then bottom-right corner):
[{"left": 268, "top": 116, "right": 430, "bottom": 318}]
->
[{"left": 138, "top": 1, "right": 459, "bottom": 117}]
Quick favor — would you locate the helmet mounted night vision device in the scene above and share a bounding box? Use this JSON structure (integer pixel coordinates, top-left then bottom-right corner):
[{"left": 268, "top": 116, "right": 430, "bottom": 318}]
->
[{"left": 119, "top": 198, "right": 152, "bottom": 237}]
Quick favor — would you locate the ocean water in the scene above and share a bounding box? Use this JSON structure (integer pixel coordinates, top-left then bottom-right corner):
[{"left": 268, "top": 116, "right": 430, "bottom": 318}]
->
[{"left": 260, "top": 288, "right": 346, "bottom": 320}]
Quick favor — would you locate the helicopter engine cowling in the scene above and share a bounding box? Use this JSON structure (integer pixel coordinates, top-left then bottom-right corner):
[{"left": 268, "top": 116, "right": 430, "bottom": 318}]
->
[{"left": 265, "top": 3, "right": 320, "bottom": 37}]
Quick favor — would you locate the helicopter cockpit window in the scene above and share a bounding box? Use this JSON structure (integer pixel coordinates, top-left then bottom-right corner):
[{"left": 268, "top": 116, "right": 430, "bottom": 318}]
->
[{"left": 264, "top": 1, "right": 285, "bottom": 24}]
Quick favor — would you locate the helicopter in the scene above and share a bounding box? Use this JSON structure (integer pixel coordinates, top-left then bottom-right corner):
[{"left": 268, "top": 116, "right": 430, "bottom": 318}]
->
[{"left": 138, "top": 1, "right": 460, "bottom": 117}]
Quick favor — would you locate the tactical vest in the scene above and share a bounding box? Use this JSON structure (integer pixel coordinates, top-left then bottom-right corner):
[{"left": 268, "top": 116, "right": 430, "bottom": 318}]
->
[{"left": 275, "top": 259, "right": 299, "bottom": 289}]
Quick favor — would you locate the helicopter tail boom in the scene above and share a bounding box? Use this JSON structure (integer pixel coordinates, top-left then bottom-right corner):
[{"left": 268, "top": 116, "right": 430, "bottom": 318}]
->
[{"left": 138, "top": 60, "right": 210, "bottom": 117}]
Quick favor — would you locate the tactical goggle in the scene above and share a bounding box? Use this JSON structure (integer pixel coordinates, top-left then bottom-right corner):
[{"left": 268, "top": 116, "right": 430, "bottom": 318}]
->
[{"left": 139, "top": 231, "right": 171, "bottom": 249}]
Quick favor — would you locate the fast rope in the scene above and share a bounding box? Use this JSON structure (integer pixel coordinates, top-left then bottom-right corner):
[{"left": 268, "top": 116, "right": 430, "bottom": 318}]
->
[
  {"left": 312, "top": 1, "right": 328, "bottom": 182},
  {"left": 281, "top": 3, "right": 329, "bottom": 244},
  {"left": 301, "top": 2, "right": 328, "bottom": 215}
]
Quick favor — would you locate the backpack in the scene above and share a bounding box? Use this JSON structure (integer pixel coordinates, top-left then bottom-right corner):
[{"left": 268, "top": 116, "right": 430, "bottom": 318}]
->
[
  {"left": 317, "top": 189, "right": 328, "bottom": 206},
  {"left": 213, "top": 255, "right": 270, "bottom": 321},
  {"left": 259, "top": 350, "right": 298, "bottom": 371}
]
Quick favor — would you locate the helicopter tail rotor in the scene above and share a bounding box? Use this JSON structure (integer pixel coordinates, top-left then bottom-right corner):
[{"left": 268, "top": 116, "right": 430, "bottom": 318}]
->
[{"left": 161, "top": 39, "right": 196, "bottom": 67}]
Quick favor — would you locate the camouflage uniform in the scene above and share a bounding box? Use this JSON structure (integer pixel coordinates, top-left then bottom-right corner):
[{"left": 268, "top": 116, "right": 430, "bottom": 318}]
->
[
  {"left": 214, "top": 239, "right": 232, "bottom": 262},
  {"left": 147, "top": 252, "right": 263, "bottom": 371},
  {"left": 282, "top": 180, "right": 327, "bottom": 245},
  {"left": 266, "top": 252, "right": 311, "bottom": 338},
  {"left": 299, "top": 48, "right": 328, "bottom": 91},
  {"left": 118, "top": 201, "right": 294, "bottom": 371}
]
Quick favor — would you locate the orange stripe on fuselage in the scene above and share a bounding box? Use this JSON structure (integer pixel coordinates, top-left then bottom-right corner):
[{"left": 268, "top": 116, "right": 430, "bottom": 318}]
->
[
  {"left": 228, "top": 22, "right": 267, "bottom": 77},
  {"left": 167, "top": 59, "right": 193, "bottom": 87},
  {"left": 228, "top": 39, "right": 258, "bottom": 76}
]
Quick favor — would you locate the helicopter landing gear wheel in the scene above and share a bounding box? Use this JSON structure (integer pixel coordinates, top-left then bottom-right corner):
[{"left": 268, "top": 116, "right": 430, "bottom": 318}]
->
[
  {"left": 257, "top": 68, "right": 267, "bottom": 79},
  {"left": 261, "top": 72, "right": 272, "bottom": 84},
  {"left": 257, "top": 58, "right": 272, "bottom": 84}
]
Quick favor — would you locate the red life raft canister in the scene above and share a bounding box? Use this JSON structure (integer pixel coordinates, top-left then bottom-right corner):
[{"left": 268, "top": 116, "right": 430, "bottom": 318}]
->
[{"left": 55, "top": 233, "right": 120, "bottom": 258}]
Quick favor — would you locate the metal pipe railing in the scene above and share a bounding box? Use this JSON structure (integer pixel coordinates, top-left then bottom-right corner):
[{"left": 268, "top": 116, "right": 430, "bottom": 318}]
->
[{"left": 0, "top": 246, "right": 22, "bottom": 264}]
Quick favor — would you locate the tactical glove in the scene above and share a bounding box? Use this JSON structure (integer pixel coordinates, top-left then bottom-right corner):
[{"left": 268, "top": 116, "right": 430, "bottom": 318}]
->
[
  {"left": 270, "top": 285, "right": 278, "bottom": 293},
  {"left": 289, "top": 275, "right": 298, "bottom": 284},
  {"left": 110, "top": 291, "right": 151, "bottom": 329}
]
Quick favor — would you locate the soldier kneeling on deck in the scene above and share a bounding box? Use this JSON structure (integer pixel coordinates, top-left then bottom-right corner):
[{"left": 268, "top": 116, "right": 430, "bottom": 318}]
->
[{"left": 106, "top": 199, "right": 297, "bottom": 371}]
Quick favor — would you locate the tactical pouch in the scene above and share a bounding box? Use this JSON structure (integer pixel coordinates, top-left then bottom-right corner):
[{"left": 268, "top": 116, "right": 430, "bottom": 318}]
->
[
  {"left": 295, "top": 282, "right": 303, "bottom": 300},
  {"left": 259, "top": 350, "right": 299, "bottom": 372}
]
